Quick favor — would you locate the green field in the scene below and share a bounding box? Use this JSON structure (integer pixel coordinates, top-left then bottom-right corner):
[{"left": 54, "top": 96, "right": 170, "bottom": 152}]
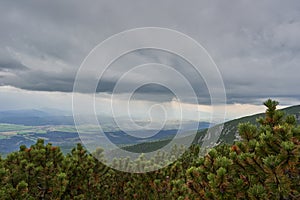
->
[{"left": 0, "top": 124, "right": 33, "bottom": 132}]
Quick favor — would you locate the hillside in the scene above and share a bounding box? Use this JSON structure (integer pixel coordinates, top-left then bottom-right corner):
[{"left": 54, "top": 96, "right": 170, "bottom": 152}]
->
[
  {"left": 124, "top": 105, "right": 300, "bottom": 153},
  {"left": 213, "top": 105, "right": 300, "bottom": 144}
]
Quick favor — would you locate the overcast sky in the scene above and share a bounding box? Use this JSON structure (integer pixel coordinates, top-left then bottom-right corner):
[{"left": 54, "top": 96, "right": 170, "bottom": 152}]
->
[{"left": 0, "top": 0, "right": 299, "bottom": 121}]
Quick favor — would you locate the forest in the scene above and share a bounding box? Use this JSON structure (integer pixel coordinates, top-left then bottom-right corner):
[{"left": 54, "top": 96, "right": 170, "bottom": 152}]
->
[{"left": 0, "top": 99, "right": 299, "bottom": 199}]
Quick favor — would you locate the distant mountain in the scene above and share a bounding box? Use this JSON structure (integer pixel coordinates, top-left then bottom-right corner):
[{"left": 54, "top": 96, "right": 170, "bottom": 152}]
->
[
  {"left": 38, "top": 108, "right": 72, "bottom": 116},
  {"left": 0, "top": 109, "right": 74, "bottom": 126},
  {"left": 0, "top": 109, "right": 50, "bottom": 118}
]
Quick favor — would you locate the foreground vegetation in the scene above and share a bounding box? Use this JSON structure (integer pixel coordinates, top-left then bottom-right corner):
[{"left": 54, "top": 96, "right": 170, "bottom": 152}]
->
[{"left": 0, "top": 100, "right": 299, "bottom": 199}]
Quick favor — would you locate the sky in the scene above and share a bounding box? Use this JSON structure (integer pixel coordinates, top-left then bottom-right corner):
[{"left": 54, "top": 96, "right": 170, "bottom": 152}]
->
[{"left": 0, "top": 0, "right": 300, "bottom": 122}]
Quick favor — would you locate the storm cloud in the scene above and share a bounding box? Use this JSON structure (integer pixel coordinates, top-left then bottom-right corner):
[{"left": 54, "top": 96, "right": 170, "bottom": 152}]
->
[{"left": 0, "top": 0, "right": 300, "bottom": 105}]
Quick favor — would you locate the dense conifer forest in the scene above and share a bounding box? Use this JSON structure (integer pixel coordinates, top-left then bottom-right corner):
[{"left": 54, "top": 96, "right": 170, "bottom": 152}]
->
[{"left": 0, "top": 100, "right": 299, "bottom": 199}]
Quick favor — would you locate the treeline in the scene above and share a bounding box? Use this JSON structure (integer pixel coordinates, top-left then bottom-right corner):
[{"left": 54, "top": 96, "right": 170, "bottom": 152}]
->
[{"left": 0, "top": 100, "right": 299, "bottom": 199}]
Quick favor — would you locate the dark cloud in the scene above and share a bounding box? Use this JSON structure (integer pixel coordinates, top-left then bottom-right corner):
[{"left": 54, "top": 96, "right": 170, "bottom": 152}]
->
[
  {"left": 0, "top": 61, "right": 29, "bottom": 72},
  {"left": 0, "top": 49, "right": 28, "bottom": 72},
  {"left": 0, "top": 0, "right": 299, "bottom": 105}
]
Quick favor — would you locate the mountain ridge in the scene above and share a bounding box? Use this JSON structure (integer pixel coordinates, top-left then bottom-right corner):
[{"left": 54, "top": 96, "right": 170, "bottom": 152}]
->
[{"left": 123, "top": 105, "right": 300, "bottom": 153}]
